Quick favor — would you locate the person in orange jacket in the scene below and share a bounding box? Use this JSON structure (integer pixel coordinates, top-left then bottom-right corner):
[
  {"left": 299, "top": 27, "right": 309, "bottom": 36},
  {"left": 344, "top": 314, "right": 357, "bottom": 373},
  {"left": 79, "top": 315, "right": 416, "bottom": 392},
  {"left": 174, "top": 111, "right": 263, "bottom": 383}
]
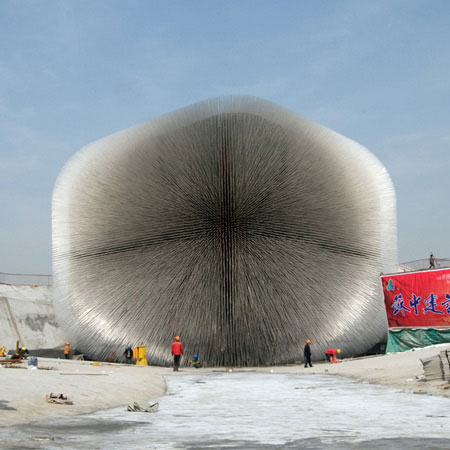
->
[
  {"left": 64, "top": 342, "right": 71, "bottom": 360},
  {"left": 325, "top": 348, "right": 340, "bottom": 363},
  {"left": 171, "top": 336, "right": 184, "bottom": 371}
]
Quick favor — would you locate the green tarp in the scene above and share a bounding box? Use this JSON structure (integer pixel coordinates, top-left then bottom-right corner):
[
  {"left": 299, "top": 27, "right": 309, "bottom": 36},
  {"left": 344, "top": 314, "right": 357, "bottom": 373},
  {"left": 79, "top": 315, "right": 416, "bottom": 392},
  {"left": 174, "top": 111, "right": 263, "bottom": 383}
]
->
[{"left": 386, "top": 328, "right": 450, "bottom": 353}]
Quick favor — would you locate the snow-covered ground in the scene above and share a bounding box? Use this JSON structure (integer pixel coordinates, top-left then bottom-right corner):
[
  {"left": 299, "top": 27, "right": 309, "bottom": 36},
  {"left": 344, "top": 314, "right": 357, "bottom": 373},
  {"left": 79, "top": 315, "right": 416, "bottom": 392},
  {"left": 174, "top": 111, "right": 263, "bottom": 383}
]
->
[{"left": 4, "top": 372, "right": 450, "bottom": 449}]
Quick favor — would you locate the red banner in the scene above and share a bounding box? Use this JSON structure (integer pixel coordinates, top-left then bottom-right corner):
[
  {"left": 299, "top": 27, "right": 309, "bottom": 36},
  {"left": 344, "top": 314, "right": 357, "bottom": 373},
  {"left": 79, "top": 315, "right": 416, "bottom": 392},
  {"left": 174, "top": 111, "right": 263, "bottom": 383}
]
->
[{"left": 382, "top": 268, "right": 450, "bottom": 328}]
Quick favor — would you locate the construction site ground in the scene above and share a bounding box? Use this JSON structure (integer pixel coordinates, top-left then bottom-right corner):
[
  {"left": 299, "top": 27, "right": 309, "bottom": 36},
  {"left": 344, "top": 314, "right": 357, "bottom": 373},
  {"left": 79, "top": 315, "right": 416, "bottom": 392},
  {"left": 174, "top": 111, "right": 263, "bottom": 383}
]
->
[{"left": 2, "top": 344, "right": 450, "bottom": 426}]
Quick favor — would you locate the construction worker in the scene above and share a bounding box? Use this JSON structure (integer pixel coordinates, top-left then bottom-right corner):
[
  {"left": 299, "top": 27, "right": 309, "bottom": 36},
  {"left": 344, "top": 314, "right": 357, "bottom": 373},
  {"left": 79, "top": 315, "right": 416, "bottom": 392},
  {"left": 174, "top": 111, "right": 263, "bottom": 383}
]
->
[
  {"left": 325, "top": 348, "right": 340, "bottom": 363},
  {"left": 123, "top": 346, "right": 133, "bottom": 364},
  {"left": 16, "top": 347, "right": 29, "bottom": 360},
  {"left": 171, "top": 336, "right": 184, "bottom": 371},
  {"left": 192, "top": 355, "right": 202, "bottom": 368},
  {"left": 304, "top": 339, "right": 312, "bottom": 368},
  {"left": 64, "top": 342, "right": 70, "bottom": 359},
  {"left": 429, "top": 253, "right": 436, "bottom": 269}
]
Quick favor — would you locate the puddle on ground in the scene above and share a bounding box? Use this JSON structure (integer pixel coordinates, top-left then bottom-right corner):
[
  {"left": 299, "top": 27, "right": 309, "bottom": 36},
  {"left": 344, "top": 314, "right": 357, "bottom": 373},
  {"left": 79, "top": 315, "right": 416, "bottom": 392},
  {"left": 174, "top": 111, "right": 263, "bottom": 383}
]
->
[{"left": 3, "top": 373, "right": 450, "bottom": 449}]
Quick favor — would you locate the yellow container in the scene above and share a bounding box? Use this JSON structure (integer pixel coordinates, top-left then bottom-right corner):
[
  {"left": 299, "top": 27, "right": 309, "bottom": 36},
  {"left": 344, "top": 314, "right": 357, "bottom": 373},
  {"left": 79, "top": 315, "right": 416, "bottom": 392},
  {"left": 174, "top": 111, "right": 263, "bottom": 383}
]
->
[{"left": 134, "top": 346, "right": 148, "bottom": 366}]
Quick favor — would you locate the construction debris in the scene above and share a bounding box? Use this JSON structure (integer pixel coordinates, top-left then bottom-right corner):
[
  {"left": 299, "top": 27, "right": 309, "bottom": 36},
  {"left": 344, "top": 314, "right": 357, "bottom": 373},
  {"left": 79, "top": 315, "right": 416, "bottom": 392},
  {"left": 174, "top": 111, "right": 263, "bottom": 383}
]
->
[
  {"left": 45, "top": 393, "right": 73, "bottom": 405},
  {"left": 127, "top": 402, "right": 159, "bottom": 412},
  {"left": 420, "top": 349, "right": 450, "bottom": 381},
  {"left": 0, "top": 359, "right": 21, "bottom": 364},
  {"left": 0, "top": 364, "right": 25, "bottom": 369}
]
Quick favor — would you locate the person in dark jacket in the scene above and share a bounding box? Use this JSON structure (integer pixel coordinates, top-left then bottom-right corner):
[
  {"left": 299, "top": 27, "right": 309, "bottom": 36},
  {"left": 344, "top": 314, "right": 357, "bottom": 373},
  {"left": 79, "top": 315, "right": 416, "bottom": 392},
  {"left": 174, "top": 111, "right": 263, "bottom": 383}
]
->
[
  {"left": 304, "top": 339, "right": 312, "bottom": 367},
  {"left": 16, "top": 347, "right": 29, "bottom": 360},
  {"left": 192, "top": 354, "right": 202, "bottom": 368},
  {"left": 123, "top": 346, "right": 133, "bottom": 364},
  {"left": 171, "top": 336, "right": 184, "bottom": 371}
]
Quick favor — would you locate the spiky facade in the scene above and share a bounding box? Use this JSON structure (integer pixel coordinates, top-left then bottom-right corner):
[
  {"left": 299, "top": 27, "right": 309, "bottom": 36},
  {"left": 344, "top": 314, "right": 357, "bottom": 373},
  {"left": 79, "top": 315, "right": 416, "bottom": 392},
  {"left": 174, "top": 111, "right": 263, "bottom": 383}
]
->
[{"left": 53, "top": 96, "right": 397, "bottom": 365}]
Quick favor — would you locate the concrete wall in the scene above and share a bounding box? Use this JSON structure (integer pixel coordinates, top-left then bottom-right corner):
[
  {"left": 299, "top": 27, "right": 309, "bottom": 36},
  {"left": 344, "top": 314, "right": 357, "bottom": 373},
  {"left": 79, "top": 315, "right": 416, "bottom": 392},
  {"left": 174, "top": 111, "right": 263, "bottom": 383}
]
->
[{"left": 0, "top": 284, "right": 64, "bottom": 351}]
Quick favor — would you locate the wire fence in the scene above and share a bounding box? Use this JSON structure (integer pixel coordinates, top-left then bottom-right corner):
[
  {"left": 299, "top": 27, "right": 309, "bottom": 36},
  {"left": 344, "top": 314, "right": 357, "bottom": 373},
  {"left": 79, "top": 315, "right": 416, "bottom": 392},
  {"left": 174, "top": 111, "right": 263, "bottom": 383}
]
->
[
  {"left": 397, "top": 258, "right": 450, "bottom": 273},
  {"left": 0, "top": 259, "right": 448, "bottom": 285},
  {"left": 0, "top": 272, "right": 53, "bottom": 286}
]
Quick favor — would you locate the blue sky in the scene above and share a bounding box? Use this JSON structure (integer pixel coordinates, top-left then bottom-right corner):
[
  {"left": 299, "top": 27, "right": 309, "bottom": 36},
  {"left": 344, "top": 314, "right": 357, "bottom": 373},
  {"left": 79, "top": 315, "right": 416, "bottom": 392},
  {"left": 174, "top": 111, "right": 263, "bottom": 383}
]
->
[{"left": 1, "top": 1, "right": 449, "bottom": 274}]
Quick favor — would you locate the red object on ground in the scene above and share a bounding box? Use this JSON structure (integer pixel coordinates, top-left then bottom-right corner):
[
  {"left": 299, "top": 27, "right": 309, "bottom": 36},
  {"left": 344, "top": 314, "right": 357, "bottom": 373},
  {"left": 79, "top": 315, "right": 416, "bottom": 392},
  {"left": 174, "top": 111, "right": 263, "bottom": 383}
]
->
[{"left": 172, "top": 341, "right": 184, "bottom": 355}]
